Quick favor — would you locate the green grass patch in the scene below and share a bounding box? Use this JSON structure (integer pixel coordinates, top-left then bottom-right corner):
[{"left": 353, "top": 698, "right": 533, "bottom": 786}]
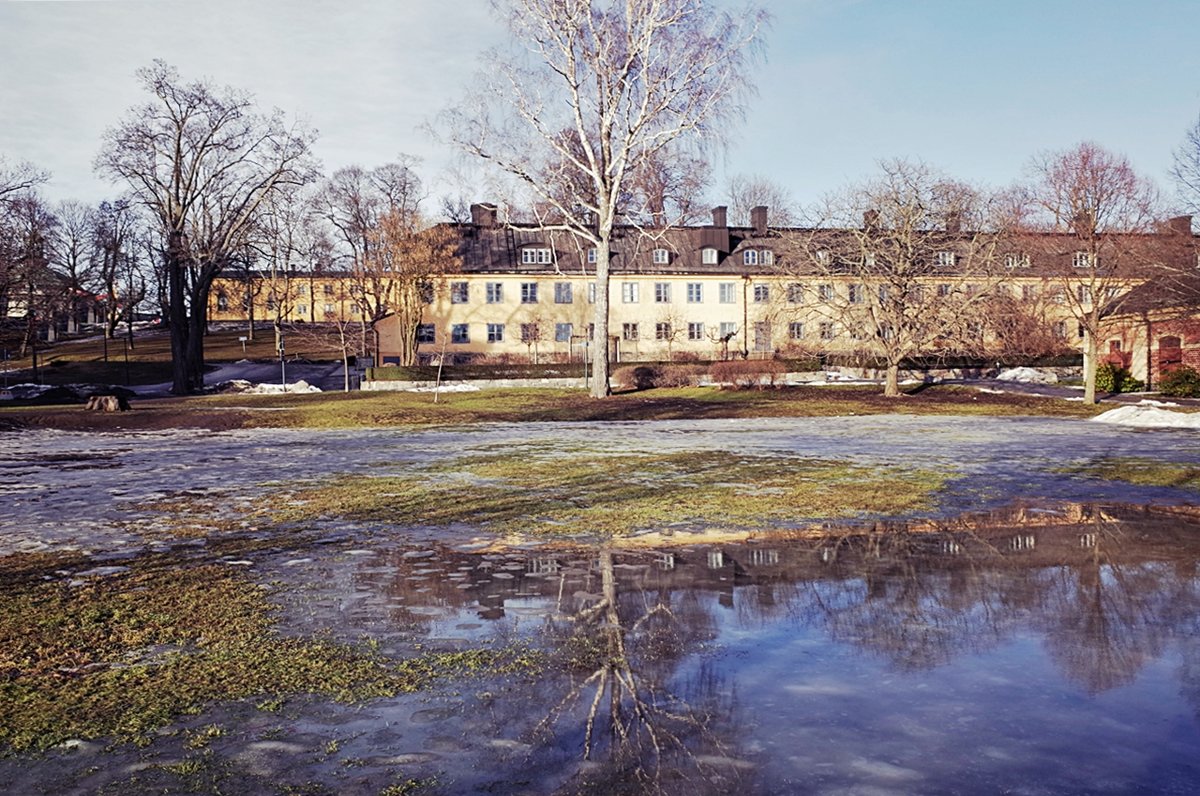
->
[
  {"left": 1059, "top": 457, "right": 1200, "bottom": 491},
  {"left": 267, "top": 450, "right": 949, "bottom": 538},
  {"left": 0, "top": 563, "right": 541, "bottom": 752}
]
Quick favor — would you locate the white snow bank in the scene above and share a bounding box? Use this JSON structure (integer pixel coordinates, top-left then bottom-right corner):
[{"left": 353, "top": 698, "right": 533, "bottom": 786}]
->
[
  {"left": 213, "top": 379, "right": 321, "bottom": 394},
  {"left": 405, "top": 383, "right": 481, "bottom": 393},
  {"left": 1091, "top": 405, "right": 1200, "bottom": 430},
  {"left": 996, "top": 367, "right": 1058, "bottom": 384}
]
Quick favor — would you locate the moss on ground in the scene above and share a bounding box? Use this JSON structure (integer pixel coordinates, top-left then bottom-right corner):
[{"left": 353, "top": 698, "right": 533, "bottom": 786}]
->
[
  {"left": 1059, "top": 457, "right": 1200, "bottom": 491},
  {"left": 0, "top": 563, "right": 540, "bottom": 752},
  {"left": 267, "top": 450, "right": 948, "bottom": 538}
]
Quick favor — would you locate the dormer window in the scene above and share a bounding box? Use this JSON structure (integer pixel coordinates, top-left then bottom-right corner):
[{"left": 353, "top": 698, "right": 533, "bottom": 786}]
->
[
  {"left": 1005, "top": 252, "right": 1030, "bottom": 269},
  {"left": 652, "top": 248, "right": 670, "bottom": 264},
  {"left": 815, "top": 250, "right": 831, "bottom": 266},
  {"left": 521, "top": 247, "right": 553, "bottom": 265},
  {"left": 743, "top": 250, "right": 759, "bottom": 266},
  {"left": 1072, "top": 251, "right": 1095, "bottom": 268},
  {"left": 761, "top": 250, "right": 775, "bottom": 266},
  {"left": 587, "top": 247, "right": 597, "bottom": 264},
  {"left": 701, "top": 247, "right": 718, "bottom": 265},
  {"left": 936, "top": 251, "right": 955, "bottom": 268}
]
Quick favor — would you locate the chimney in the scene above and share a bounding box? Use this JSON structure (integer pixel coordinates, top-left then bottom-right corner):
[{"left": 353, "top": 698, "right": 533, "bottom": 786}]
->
[
  {"left": 470, "top": 203, "right": 497, "bottom": 228},
  {"left": 711, "top": 206, "right": 728, "bottom": 228},
  {"left": 1164, "top": 215, "right": 1194, "bottom": 235},
  {"left": 945, "top": 211, "right": 962, "bottom": 233},
  {"left": 750, "top": 205, "right": 768, "bottom": 235}
]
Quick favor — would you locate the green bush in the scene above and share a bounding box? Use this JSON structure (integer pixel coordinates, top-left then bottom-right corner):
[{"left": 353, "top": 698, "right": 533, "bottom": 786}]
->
[
  {"left": 1159, "top": 365, "right": 1200, "bottom": 398},
  {"left": 1096, "top": 362, "right": 1144, "bottom": 393}
]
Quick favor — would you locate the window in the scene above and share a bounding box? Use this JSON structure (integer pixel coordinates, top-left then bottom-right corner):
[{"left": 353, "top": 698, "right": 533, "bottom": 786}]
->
[
  {"left": 417, "top": 324, "right": 436, "bottom": 343},
  {"left": 702, "top": 247, "right": 718, "bottom": 265},
  {"left": 622, "top": 322, "right": 639, "bottom": 341},
  {"left": 522, "top": 247, "right": 552, "bottom": 265},
  {"left": 686, "top": 282, "right": 703, "bottom": 303},
  {"left": 1022, "top": 284, "right": 1038, "bottom": 301},
  {"left": 754, "top": 321, "right": 772, "bottom": 352},
  {"left": 323, "top": 284, "right": 334, "bottom": 296},
  {"left": 878, "top": 285, "right": 890, "bottom": 303},
  {"left": 819, "top": 322, "right": 836, "bottom": 340},
  {"left": 848, "top": 284, "right": 864, "bottom": 304},
  {"left": 347, "top": 284, "right": 361, "bottom": 296},
  {"left": 216, "top": 292, "right": 228, "bottom": 311},
  {"left": 520, "top": 323, "right": 540, "bottom": 343},
  {"left": 849, "top": 325, "right": 867, "bottom": 341},
  {"left": 554, "top": 282, "right": 573, "bottom": 304},
  {"left": 487, "top": 323, "right": 504, "bottom": 343},
  {"left": 296, "top": 285, "right": 307, "bottom": 297},
  {"left": 587, "top": 323, "right": 595, "bottom": 339},
  {"left": 451, "top": 324, "right": 469, "bottom": 344},
  {"left": 1005, "top": 252, "right": 1030, "bottom": 269},
  {"left": 936, "top": 251, "right": 955, "bottom": 268},
  {"left": 653, "top": 248, "right": 670, "bottom": 264},
  {"left": 937, "top": 283, "right": 951, "bottom": 298},
  {"left": 1051, "top": 287, "right": 1066, "bottom": 304},
  {"left": 296, "top": 303, "right": 307, "bottom": 316},
  {"left": 787, "top": 283, "right": 804, "bottom": 304},
  {"left": 753, "top": 283, "right": 769, "bottom": 303},
  {"left": 1052, "top": 321, "right": 1067, "bottom": 339},
  {"left": 486, "top": 282, "right": 503, "bottom": 303},
  {"left": 1073, "top": 251, "right": 1095, "bottom": 268},
  {"left": 450, "top": 281, "right": 469, "bottom": 304},
  {"left": 323, "top": 303, "right": 335, "bottom": 315},
  {"left": 719, "top": 282, "right": 736, "bottom": 303},
  {"left": 864, "top": 253, "right": 876, "bottom": 268},
  {"left": 521, "top": 282, "right": 538, "bottom": 303},
  {"left": 687, "top": 322, "right": 705, "bottom": 341},
  {"left": 879, "top": 323, "right": 895, "bottom": 341},
  {"left": 1077, "top": 285, "right": 1092, "bottom": 304},
  {"left": 587, "top": 247, "right": 597, "bottom": 264},
  {"left": 789, "top": 322, "right": 805, "bottom": 340},
  {"left": 816, "top": 250, "right": 831, "bottom": 266},
  {"left": 762, "top": 250, "right": 775, "bottom": 266},
  {"left": 265, "top": 297, "right": 276, "bottom": 312},
  {"left": 743, "top": 249, "right": 759, "bottom": 266},
  {"left": 622, "top": 282, "right": 640, "bottom": 303},
  {"left": 419, "top": 281, "right": 434, "bottom": 304},
  {"left": 817, "top": 284, "right": 834, "bottom": 302},
  {"left": 719, "top": 321, "right": 738, "bottom": 339},
  {"left": 654, "top": 282, "right": 671, "bottom": 303},
  {"left": 656, "top": 322, "right": 672, "bottom": 340},
  {"left": 555, "top": 322, "right": 573, "bottom": 342},
  {"left": 588, "top": 283, "right": 596, "bottom": 303}
]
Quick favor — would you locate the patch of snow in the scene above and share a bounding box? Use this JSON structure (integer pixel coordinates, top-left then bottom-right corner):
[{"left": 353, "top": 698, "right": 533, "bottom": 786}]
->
[
  {"left": 405, "top": 384, "right": 481, "bottom": 393},
  {"left": 1091, "top": 405, "right": 1200, "bottom": 430},
  {"left": 996, "top": 367, "right": 1058, "bottom": 384},
  {"left": 1137, "top": 399, "right": 1181, "bottom": 408},
  {"left": 212, "top": 379, "right": 321, "bottom": 394},
  {"left": 977, "top": 388, "right": 1006, "bottom": 395}
]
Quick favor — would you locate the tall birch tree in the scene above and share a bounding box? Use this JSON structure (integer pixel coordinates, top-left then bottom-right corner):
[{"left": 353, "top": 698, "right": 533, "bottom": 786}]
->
[{"left": 446, "top": 0, "right": 766, "bottom": 397}]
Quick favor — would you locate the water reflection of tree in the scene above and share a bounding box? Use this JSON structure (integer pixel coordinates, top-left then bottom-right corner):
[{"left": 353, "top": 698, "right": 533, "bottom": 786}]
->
[{"left": 535, "top": 548, "right": 748, "bottom": 794}]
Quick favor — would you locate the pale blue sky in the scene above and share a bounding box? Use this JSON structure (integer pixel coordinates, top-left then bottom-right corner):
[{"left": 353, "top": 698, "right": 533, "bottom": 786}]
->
[{"left": 3, "top": 0, "right": 1199, "bottom": 214}]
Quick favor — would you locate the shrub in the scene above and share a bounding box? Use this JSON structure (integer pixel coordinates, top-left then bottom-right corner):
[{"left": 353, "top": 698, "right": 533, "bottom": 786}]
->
[
  {"left": 1096, "top": 362, "right": 1144, "bottom": 393},
  {"left": 657, "top": 364, "right": 706, "bottom": 387},
  {"left": 709, "top": 358, "right": 787, "bottom": 389},
  {"left": 1159, "top": 365, "right": 1200, "bottom": 398},
  {"left": 613, "top": 365, "right": 661, "bottom": 391}
]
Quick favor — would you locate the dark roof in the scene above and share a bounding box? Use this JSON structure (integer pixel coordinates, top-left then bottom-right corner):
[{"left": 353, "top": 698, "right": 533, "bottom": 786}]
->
[{"left": 1103, "top": 269, "right": 1200, "bottom": 317}]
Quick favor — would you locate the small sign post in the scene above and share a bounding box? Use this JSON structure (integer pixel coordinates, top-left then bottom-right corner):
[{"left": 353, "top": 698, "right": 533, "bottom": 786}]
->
[{"left": 239, "top": 335, "right": 248, "bottom": 353}]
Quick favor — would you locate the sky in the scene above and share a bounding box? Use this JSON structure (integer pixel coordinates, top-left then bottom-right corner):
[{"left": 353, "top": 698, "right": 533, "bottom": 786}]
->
[{"left": 3, "top": 0, "right": 1200, "bottom": 215}]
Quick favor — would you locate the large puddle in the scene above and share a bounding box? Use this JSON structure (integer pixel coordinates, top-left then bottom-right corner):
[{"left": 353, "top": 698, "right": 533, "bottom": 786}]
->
[{"left": 2, "top": 417, "right": 1199, "bottom": 793}]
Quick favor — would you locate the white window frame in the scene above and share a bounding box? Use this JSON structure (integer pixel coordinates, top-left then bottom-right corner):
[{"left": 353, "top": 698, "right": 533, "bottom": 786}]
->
[
  {"left": 718, "top": 282, "right": 736, "bottom": 304},
  {"left": 936, "top": 251, "right": 955, "bottom": 268},
  {"left": 654, "top": 282, "right": 671, "bottom": 303},
  {"left": 486, "top": 323, "right": 504, "bottom": 343},
  {"left": 486, "top": 282, "right": 503, "bottom": 303},
  {"left": 522, "top": 247, "right": 553, "bottom": 265},
  {"left": 743, "top": 249, "right": 759, "bottom": 266},
  {"left": 702, "top": 247, "right": 718, "bottom": 265},
  {"left": 520, "top": 282, "right": 538, "bottom": 304},
  {"left": 686, "top": 282, "right": 703, "bottom": 303},
  {"left": 652, "top": 248, "right": 670, "bottom": 265},
  {"left": 621, "top": 282, "right": 640, "bottom": 303}
]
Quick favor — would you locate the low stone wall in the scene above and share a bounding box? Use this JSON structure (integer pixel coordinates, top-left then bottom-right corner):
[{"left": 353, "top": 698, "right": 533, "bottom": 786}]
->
[{"left": 362, "top": 376, "right": 586, "bottom": 391}]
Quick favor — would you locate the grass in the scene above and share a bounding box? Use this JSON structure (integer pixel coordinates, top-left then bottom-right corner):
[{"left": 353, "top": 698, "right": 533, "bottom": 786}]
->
[
  {"left": 1058, "top": 457, "right": 1200, "bottom": 491},
  {"left": 0, "top": 561, "right": 542, "bottom": 752},
  {"left": 266, "top": 449, "right": 950, "bottom": 538}
]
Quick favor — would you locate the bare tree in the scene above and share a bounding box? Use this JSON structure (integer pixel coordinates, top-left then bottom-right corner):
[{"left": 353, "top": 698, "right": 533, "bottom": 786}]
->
[
  {"left": 445, "top": 0, "right": 767, "bottom": 397},
  {"left": 1, "top": 194, "right": 62, "bottom": 356},
  {"left": 726, "top": 173, "right": 797, "bottom": 226},
  {"left": 91, "top": 199, "right": 141, "bottom": 343},
  {"left": 96, "top": 60, "right": 317, "bottom": 394},
  {"left": 52, "top": 200, "right": 96, "bottom": 335},
  {"left": 1171, "top": 114, "right": 1200, "bottom": 215},
  {"left": 794, "top": 160, "right": 1010, "bottom": 397},
  {"left": 0, "top": 156, "right": 48, "bottom": 205},
  {"left": 1022, "top": 142, "right": 1161, "bottom": 403}
]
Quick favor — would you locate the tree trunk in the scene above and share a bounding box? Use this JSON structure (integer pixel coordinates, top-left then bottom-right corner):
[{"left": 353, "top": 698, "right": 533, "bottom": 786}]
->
[
  {"left": 590, "top": 235, "right": 612, "bottom": 398},
  {"left": 884, "top": 361, "right": 901, "bottom": 397},
  {"left": 168, "top": 238, "right": 191, "bottom": 395},
  {"left": 1083, "top": 328, "right": 1098, "bottom": 404}
]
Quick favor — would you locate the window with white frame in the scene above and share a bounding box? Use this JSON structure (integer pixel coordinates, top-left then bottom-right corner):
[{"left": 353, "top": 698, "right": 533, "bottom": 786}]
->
[
  {"left": 451, "top": 324, "right": 470, "bottom": 344},
  {"left": 878, "top": 285, "right": 890, "bottom": 302},
  {"left": 622, "top": 282, "right": 639, "bottom": 303},
  {"left": 816, "top": 249, "right": 831, "bottom": 266},
  {"left": 296, "top": 285, "right": 307, "bottom": 296},
  {"left": 719, "top": 321, "right": 738, "bottom": 339},
  {"left": 761, "top": 250, "right": 775, "bottom": 266},
  {"left": 588, "top": 282, "right": 596, "bottom": 303},
  {"left": 702, "top": 247, "right": 718, "bottom": 265},
  {"left": 522, "top": 247, "right": 553, "bottom": 265},
  {"left": 687, "top": 322, "right": 705, "bottom": 340},
  {"left": 753, "top": 283, "right": 769, "bottom": 303},
  {"left": 323, "top": 303, "right": 335, "bottom": 315},
  {"left": 555, "top": 323, "right": 572, "bottom": 342},
  {"left": 487, "top": 323, "right": 504, "bottom": 343},
  {"left": 686, "top": 282, "right": 703, "bottom": 303},
  {"left": 296, "top": 303, "right": 308, "bottom": 316},
  {"left": 554, "top": 282, "right": 572, "bottom": 304},
  {"left": 486, "top": 282, "right": 503, "bottom": 303},
  {"left": 937, "top": 283, "right": 951, "bottom": 297},
  {"left": 652, "top": 248, "right": 670, "bottom": 264},
  {"left": 718, "top": 282, "right": 736, "bottom": 303},
  {"left": 789, "top": 321, "right": 805, "bottom": 340},
  {"left": 1005, "top": 252, "right": 1030, "bottom": 269},
  {"left": 1073, "top": 251, "right": 1095, "bottom": 268},
  {"left": 622, "top": 322, "right": 639, "bottom": 341},
  {"left": 753, "top": 321, "right": 772, "bottom": 351},
  {"left": 864, "top": 253, "right": 876, "bottom": 268},
  {"left": 587, "top": 247, "right": 597, "bottom": 264},
  {"left": 417, "top": 324, "right": 435, "bottom": 343},
  {"left": 1077, "top": 285, "right": 1092, "bottom": 304},
  {"left": 819, "top": 322, "right": 836, "bottom": 340},
  {"left": 817, "top": 283, "right": 834, "bottom": 302},
  {"left": 520, "top": 282, "right": 538, "bottom": 303},
  {"left": 450, "top": 281, "right": 469, "bottom": 304},
  {"left": 848, "top": 284, "right": 864, "bottom": 304},
  {"left": 936, "top": 251, "right": 955, "bottom": 268},
  {"left": 1022, "top": 284, "right": 1038, "bottom": 301},
  {"left": 743, "top": 249, "right": 759, "bottom": 266},
  {"left": 654, "top": 282, "right": 671, "bottom": 303},
  {"left": 787, "top": 283, "right": 804, "bottom": 303},
  {"left": 655, "top": 322, "right": 672, "bottom": 340}
]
